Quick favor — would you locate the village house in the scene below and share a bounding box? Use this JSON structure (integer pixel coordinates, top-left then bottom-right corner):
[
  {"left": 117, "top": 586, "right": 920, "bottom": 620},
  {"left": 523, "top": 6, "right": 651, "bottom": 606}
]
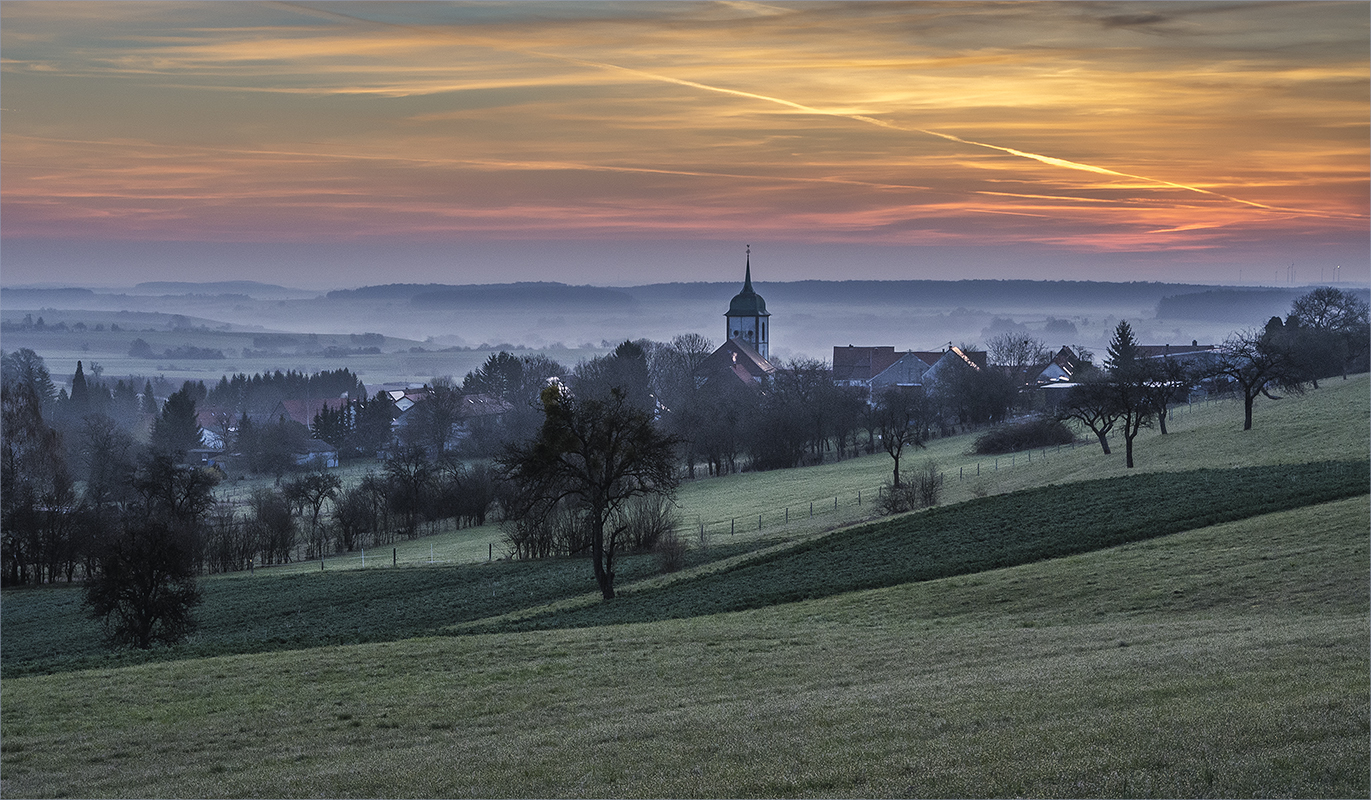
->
[
  {"left": 295, "top": 438, "right": 339, "bottom": 469},
  {"left": 270, "top": 397, "right": 349, "bottom": 427},
  {"left": 1032, "top": 346, "right": 1081, "bottom": 385},
  {"left": 1137, "top": 342, "right": 1218, "bottom": 364},
  {"left": 832, "top": 344, "right": 988, "bottom": 398},
  {"left": 391, "top": 389, "right": 514, "bottom": 449},
  {"left": 1038, "top": 341, "right": 1217, "bottom": 410}
]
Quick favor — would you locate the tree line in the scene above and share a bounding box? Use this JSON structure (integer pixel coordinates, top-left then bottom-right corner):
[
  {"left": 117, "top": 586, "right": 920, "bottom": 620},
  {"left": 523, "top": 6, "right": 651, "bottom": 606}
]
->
[
  {"left": 5, "top": 285, "right": 1363, "bottom": 643},
  {"left": 1055, "top": 287, "right": 1368, "bottom": 469}
]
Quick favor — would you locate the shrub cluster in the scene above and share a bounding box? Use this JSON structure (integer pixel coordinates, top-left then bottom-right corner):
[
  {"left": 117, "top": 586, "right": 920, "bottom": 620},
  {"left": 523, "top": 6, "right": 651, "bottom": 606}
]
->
[
  {"left": 879, "top": 459, "right": 943, "bottom": 515},
  {"left": 502, "top": 494, "right": 679, "bottom": 560},
  {"left": 654, "top": 530, "right": 688, "bottom": 573},
  {"left": 973, "top": 416, "right": 1074, "bottom": 455}
]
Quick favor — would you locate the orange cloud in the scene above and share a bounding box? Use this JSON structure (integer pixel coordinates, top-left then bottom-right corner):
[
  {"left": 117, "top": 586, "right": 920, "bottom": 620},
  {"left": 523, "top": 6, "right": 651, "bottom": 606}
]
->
[{"left": 2, "top": 0, "right": 1365, "bottom": 261}]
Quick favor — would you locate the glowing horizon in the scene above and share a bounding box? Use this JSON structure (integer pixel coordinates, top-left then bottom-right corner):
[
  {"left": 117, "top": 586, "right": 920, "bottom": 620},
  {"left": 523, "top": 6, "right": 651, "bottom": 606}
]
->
[{"left": 2, "top": 1, "right": 1366, "bottom": 286}]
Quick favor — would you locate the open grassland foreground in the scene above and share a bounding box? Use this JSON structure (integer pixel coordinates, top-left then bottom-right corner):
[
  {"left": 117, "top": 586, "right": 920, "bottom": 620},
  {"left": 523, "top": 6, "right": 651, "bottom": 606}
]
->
[
  {"left": 2, "top": 378, "right": 1369, "bottom": 798},
  {"left": 2, "top": 498, "right": 1366, "bottom": 798}
]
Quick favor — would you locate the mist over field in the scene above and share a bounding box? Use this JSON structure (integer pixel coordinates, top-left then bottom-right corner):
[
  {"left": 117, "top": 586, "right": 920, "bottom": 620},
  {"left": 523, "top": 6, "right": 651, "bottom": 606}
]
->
[{"left": 3, "top": 279, "right": 1359, "bottom": 390}]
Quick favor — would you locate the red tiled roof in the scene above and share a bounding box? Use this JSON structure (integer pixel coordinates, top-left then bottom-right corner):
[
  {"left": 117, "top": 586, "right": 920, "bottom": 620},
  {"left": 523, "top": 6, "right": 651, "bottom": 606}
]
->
[
  {"left": 832, "top": 346, "right": 904, "bottom": 382},
  {"left": 277, "top": 397, "right": 347, "bottom": 425},
  {"left": 195, "top": 407, "right": 235, "bottom": 429}
]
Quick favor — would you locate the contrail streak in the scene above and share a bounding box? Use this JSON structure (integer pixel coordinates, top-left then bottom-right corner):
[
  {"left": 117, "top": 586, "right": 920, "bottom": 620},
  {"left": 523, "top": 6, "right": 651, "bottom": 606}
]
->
[
  {"left": 567, "top": 57, "right": 1299, "bottom": 213},
  {"left": 273, "top": 2, "right": 1346, "bottom": 219}
]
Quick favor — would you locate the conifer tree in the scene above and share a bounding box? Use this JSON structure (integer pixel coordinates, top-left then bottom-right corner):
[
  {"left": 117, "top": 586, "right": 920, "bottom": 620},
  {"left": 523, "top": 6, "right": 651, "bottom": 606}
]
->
[
  {"left": 151, "top": 383, "right": 203, "bottom": 457},
  {"left": 70, "top": 360, "right": 89, "bottom": 414},
  {"left": 142, "top": 381, "right": 159, "bottom": 416},
  {"left": 1104, "top": 320, "right": 1140, "bottom": 375}
]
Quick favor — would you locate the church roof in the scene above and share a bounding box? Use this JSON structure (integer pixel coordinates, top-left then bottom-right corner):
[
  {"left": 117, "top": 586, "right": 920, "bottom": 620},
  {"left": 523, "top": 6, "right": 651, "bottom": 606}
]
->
[
  {"left": 726, "top": 252, "right": 769, "bottom": 317},
  {"left": 695, "top": 338, "right": 776, "bottom": 387}
]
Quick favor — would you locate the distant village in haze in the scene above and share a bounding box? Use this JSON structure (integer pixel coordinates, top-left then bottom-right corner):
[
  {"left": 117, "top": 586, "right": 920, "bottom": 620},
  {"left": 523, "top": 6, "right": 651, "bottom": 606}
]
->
[{"left": 4, "top": 246, "right": 1363, "bottom": 486}]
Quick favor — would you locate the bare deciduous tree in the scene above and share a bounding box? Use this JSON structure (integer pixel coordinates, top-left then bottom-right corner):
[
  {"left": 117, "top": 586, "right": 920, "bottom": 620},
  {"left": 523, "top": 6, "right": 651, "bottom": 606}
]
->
[
  {"left": 1210, "top": 325, "right": 1305, "bottom": 431},
  {"left": 875, "top": 387, "right": 932, "bottom": 487},
  {"left": 500, "top": 383, "right": 679, "bottom": 600}
]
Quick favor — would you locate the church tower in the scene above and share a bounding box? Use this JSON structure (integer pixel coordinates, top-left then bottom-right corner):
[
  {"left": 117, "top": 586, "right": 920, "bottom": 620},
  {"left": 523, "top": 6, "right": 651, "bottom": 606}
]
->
[{"left": 725, "top": 245, "right": 770, "bottom": 360}]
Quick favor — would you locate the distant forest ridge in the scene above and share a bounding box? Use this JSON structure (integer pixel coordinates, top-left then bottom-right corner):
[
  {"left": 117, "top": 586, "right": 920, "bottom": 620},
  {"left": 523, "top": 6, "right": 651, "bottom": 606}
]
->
[
  {"left": 133, "top": 280, "right": 299, "bottom": 294},
  {"left": 327, "top": 282, "right": 637, "bottom": 309},
  {"left": 5, "top": 280, "right": 1364, "bottom": 320},
  {"left": 0, "top": 287, "right": 98, "bottom": 302},
  {"left": 1155, "top": 287, "right": 1369, "bottom": 322},
  {"left": 629, "top": 279, "right": 1228, "bottom": 306},
  {"left": 326, "top": 279, "right": 1323, "bottom": 312}
]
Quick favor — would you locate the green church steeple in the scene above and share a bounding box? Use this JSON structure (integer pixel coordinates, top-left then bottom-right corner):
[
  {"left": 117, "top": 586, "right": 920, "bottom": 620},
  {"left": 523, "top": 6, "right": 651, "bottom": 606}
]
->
[{"left": 725, "top": 245, "right": 770, "bottom": 359}]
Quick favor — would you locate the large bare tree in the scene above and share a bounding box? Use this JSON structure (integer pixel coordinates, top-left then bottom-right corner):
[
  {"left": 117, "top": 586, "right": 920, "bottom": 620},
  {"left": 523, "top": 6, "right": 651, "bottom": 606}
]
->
[
  {"left": 500, "top": 382, "right": 679, "bottom": 600},
  {"left": 874, "top": 387, "right": 932, "bottom": 487},
  {"left": 1211, "top": 326, "right": 1304, "bottom": 431}
]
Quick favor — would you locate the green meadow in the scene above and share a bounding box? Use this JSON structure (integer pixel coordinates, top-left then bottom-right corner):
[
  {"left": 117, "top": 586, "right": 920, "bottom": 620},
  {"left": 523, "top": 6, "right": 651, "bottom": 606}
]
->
[{"left": 2, "top": 375, "right": 1367, "bottom": 797}]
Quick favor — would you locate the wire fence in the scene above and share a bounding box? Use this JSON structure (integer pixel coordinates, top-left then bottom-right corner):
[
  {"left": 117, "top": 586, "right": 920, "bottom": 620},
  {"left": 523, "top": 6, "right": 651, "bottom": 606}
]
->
[
  {"left": 666, "top": 391, "right": 1240, "bottom": 548},
  {"left": 669, "top": 444, "right": 1070, "bottom": 546},
  {"left": 257, "top": 540, "right": 481, "bottom": 575}
]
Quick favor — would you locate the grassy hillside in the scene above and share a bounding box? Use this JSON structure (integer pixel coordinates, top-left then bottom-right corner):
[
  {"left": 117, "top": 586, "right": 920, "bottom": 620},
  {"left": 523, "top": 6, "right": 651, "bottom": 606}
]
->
[
  {"left": 0, "top": 540, "right": 770, "bottom": 678},
  {"left": 2, "top": 495, "right": 1364, "bottom": 798},
  {"left": 8, "top": 458, "right": 1360, "bottom": 679},
  {"left": 473, "top": 459, "right": 1367, "bottom": 634},
  {"left": 1, "top": 374, "right": 1366, "bottom": 797}
]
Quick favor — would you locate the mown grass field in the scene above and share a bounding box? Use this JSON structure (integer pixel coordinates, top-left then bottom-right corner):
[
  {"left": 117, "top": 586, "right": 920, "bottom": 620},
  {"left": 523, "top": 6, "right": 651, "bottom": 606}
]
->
[
  {"left": 1, "top": 374, "right": 1367, "bottom": 797},
  {"left": 2, "top": 495, "right": 1365, "bottom": 798}
]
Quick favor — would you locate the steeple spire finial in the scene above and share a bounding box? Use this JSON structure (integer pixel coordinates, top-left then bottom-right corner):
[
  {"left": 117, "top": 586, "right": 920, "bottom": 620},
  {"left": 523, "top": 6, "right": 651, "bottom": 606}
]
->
[{"left": 743, "top": 244, "right": 753, "bottom": 292}]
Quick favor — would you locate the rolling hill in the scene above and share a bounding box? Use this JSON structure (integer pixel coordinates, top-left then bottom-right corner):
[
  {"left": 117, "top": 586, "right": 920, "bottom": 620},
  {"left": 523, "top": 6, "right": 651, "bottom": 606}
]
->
[{"left": 1, "top": 375, "right": 1366, "bottom": 797}]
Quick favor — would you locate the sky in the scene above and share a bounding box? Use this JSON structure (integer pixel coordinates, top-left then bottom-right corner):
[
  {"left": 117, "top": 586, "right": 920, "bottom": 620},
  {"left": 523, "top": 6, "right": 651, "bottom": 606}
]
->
[{"left": 2, "top": 1, "right": 1367, "bottom": 289}]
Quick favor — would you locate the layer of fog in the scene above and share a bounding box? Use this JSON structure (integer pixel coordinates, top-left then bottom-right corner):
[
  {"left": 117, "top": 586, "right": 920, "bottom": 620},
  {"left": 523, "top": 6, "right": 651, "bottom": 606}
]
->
[{"left": 5, "top": 280, "right": 1358, "bottom": 391}]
